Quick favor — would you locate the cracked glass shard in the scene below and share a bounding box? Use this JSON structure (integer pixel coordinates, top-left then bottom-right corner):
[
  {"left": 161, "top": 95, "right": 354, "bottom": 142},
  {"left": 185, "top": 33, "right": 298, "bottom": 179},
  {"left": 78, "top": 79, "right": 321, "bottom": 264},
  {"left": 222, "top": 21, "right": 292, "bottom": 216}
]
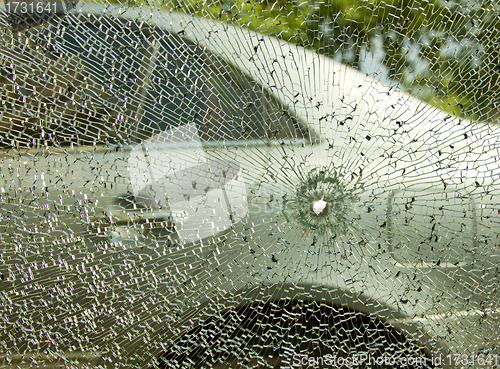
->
[{"left": 0, "top": 0, "right": 499, "bottom": 368}]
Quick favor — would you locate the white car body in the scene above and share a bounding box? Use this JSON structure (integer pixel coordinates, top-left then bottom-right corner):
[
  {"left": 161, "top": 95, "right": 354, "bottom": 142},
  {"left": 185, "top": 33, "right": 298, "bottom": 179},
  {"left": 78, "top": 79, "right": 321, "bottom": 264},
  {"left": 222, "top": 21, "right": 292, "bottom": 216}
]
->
[{"left": 1, "top": 2, "right": 499, "bottom": 366}]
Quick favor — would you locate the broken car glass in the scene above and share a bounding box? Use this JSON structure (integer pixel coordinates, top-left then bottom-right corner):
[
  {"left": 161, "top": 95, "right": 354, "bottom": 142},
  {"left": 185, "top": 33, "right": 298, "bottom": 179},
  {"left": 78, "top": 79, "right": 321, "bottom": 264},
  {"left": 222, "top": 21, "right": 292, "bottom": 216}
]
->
[{"left": 0, "top": 0, "right": 499, "bottom": 367}]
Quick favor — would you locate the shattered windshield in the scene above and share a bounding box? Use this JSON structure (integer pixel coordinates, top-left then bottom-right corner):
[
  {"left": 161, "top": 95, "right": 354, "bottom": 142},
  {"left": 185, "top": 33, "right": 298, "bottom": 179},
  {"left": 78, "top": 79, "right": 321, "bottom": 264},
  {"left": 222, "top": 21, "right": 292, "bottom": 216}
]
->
[{"left": 0, "top": 0, "right": 499, "bottom": 368}]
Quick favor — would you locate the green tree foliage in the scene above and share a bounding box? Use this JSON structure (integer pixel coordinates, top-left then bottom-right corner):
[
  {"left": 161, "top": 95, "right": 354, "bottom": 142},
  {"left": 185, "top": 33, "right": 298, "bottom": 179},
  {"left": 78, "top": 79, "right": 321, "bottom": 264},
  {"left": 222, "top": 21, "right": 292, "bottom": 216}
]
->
[{"left": 113, "top": 0, "right": 499, "bottom": 122}]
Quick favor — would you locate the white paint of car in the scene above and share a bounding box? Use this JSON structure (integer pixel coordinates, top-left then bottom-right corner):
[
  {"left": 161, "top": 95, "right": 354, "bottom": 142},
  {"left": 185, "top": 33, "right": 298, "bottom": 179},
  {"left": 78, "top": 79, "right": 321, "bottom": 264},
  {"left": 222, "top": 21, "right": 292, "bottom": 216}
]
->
[{"left": 86, "top": 3, "right": 500, "bottom": 354}]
